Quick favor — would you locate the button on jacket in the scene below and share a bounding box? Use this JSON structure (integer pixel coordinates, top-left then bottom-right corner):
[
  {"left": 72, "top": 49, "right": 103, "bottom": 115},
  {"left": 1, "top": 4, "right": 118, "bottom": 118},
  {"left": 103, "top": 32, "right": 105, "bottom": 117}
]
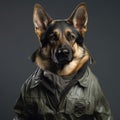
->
[{"left": 13, "top": 67, "right": 113, "bottom": 120}]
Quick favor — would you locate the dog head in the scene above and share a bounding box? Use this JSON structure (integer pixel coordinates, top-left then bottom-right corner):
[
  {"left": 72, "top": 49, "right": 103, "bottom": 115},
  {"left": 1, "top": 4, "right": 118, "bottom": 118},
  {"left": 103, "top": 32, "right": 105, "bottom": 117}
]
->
[{"left": 32, "top": 3, "right": 90, "bottom": 76}]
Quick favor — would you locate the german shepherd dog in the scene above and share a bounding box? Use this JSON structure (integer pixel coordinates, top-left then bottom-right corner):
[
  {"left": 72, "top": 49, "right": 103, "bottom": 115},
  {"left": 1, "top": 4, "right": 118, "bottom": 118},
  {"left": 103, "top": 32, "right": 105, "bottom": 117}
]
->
[
  {"left": 31, "top": 3, "right": 90, "bottom": 76},
  {"left": 13, "top": 3, "right": 112, "bottom": 120}
]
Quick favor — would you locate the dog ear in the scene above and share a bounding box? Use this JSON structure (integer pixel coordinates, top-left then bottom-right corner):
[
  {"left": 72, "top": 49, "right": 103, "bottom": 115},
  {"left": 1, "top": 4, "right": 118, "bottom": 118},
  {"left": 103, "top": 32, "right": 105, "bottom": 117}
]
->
[
  {"left": 68, "top": 3, "right": 88, "bottom": 37},
  {"left": 33, "top": 3, "right": 52, "bottom": 41}
]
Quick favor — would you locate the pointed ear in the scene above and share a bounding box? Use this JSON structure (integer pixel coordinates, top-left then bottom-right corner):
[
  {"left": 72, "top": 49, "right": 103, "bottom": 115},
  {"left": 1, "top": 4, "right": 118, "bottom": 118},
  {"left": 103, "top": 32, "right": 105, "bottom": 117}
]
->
[
  {"left": 33, "top": 3, "right": 52, "bottom": 39},
  {"left": 67, "top": 3, "right": 88, "bottom": 37}
]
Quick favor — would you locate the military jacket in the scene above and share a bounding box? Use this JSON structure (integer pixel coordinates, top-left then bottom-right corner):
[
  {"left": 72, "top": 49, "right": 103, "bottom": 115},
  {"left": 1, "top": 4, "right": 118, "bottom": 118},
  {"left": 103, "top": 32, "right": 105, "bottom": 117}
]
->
[{"left": 13, "top": 67, "right": 113, "bottom": 120}]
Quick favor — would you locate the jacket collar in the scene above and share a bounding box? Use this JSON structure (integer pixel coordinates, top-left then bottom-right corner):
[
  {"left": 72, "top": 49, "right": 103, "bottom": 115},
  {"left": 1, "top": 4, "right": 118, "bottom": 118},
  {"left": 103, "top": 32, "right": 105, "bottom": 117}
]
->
[
  {"left": 30, "top": 68, "right": 43, "bottom": 88},
  {"left": 77, "top": 67, "right": 89, "bottom": 87},
  {"left": 30, "top": 64, "right": 90, "bottom": 89}
]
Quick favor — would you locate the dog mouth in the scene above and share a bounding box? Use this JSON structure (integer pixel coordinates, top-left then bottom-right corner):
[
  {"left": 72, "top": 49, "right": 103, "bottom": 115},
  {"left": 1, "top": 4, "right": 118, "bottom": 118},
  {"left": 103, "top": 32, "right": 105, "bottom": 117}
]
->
[{"left": 51, "top": 46, "right": 73, "bottom": 65}]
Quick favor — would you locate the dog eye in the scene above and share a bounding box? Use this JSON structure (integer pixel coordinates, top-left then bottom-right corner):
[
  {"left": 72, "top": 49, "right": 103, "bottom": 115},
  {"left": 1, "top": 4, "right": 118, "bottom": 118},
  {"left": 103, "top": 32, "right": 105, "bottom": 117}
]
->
[
  {"left": 66, "top": 32, "right": 76, "bottom": 41},
  {"left": 49, "top": 33, "right": 58, "bottom": 42}
]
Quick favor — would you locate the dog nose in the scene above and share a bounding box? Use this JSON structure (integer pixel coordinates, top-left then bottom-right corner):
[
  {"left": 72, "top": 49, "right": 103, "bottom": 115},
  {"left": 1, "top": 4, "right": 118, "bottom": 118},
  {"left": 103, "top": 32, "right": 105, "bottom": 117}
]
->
[
  {"left": 55, "top": 45, "right": 73, "bottom": 64},
  {"left": 58, "top": 48, "right": 69, "bottom": 55}
]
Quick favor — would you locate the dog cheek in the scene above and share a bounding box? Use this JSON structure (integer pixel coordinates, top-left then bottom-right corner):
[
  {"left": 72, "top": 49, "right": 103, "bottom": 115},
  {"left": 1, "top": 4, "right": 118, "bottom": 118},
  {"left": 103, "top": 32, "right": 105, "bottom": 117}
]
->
[
  {"left": 50, "top": 49, "right": 58, "bottom": 63},
  {"left": 72, "top": 43, "right": 78, "bottom": 57},
  {"left": 73, "top": 43, "right": 84, "bottom": 58}
]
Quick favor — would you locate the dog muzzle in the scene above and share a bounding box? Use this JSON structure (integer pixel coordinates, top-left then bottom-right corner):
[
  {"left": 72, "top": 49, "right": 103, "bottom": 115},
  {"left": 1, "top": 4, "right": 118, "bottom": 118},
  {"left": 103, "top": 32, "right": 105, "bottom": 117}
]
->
[{"left": 51, "top": 45, "right": 73, "bottom": 65}]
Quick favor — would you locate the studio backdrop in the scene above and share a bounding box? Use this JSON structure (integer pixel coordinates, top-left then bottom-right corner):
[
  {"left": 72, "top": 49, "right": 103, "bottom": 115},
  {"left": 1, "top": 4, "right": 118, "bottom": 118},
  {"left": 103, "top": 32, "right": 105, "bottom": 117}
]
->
[{"left": 0, "top": 0, "right": 120, "bottom": 119}]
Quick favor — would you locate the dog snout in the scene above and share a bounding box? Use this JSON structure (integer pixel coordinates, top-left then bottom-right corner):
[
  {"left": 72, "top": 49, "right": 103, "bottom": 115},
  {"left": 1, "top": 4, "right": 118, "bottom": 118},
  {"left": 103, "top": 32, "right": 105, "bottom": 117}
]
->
[
  {"left": 54, "top": 44, "right": 73, "bottom": 64},
  {"left": 58, "top": 47, "right": 69, "bottom": 55}
]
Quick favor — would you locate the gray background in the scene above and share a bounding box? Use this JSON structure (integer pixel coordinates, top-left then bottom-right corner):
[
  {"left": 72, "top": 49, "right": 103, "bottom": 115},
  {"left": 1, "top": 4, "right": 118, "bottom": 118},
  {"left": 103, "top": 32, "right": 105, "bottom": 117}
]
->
[{"left": 0, "top": 0, "right": 120, "bottom": 119}]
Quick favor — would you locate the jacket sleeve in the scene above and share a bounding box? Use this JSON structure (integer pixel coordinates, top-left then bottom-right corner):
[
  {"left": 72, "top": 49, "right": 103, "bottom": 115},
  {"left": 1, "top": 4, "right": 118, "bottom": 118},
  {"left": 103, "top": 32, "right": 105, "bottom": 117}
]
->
[
  {"left": 93, "top": 78, "right": 113, "bottom": 120},
  {"left": 13, "top": 74, "right": 38, "bottom": 120},
  {"left": 13, "top": 68, "right": 43, "bottom": 120},
  {"left": 13, "top": 94, "right": 29, "bottom": 120},
  {"left": 13, "top": 80, "right": 34, "bottom": 120},
  {"left": 94, "top": 94, "right": 113, "bottom": 120}
]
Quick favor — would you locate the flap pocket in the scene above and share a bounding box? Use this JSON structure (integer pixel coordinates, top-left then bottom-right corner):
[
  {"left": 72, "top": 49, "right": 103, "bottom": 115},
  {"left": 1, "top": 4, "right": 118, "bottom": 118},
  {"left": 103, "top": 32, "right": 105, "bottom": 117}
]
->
[{"left": 65, "top": 97, "right": 86, "bottom": 117}]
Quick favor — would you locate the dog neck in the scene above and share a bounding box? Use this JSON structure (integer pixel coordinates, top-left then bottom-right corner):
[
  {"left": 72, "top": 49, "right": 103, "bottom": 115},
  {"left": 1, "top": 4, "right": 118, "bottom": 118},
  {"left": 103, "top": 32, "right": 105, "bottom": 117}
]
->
[{"left": 57, "top": 52, "right": 90, "bottom": 76}]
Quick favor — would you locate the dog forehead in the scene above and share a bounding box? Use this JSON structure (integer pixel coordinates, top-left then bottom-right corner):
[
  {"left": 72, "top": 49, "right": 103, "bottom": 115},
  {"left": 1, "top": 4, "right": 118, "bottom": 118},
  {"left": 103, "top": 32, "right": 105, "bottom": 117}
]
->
[
  {"left": 50, "top": 20, "right": 67, "bottom": 26},
  {"left": 48, "top": 20, "right": 73, "bottom": 33}
]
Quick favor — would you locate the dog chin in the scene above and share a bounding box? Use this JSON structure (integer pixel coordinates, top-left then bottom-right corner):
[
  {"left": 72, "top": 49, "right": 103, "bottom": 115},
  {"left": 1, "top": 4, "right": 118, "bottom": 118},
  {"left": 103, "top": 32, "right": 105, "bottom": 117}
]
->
[
  {"left": 53, "top": 57, "right": 73, "bottom": 67},
  {"left": 51, "top": 53, "right": 73, "bottom": 65},
  {"left": 57, "top": 57, "right": 73, "bottom": 65}
]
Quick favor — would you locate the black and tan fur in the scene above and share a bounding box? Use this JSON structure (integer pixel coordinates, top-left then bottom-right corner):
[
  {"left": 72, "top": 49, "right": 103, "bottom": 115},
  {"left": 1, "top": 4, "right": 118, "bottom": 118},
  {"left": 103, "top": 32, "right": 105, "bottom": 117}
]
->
[{"left": 32, "top": 3, "right": 90, "bottom": 76}]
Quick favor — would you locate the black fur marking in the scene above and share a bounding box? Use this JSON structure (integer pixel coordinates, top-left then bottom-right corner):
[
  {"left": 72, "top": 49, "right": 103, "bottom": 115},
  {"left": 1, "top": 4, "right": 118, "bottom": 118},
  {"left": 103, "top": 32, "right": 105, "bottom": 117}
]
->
[{"left": 41, "top": 20, "right": 84, "bottom": 47}]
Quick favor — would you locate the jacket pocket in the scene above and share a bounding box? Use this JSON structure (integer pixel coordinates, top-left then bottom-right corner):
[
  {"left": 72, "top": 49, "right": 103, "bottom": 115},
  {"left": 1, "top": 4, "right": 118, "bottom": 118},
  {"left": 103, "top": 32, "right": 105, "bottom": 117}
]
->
[{"left": 65, "top": 97, "right": 86, "bottom": 117}]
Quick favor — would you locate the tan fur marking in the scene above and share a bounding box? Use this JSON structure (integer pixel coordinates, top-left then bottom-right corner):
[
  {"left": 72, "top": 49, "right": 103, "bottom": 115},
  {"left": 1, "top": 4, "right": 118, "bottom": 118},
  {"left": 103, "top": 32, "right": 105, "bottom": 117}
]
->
[
  {"left": 35, "top": 55, "right": 45, "bottom": 70},
  {"left": 35, "top": 53, "right": 51, "bottom": 71},
  {"left": 64, "top": 28, "right": 72, "bottom": 33},
  {"left": 50, "top": 20, "right": 56, "bottom": 25},
  {"left": 73, "top": 43, "right": 84, "bottom": 58},
  {"left": 35, "top": 28, "right": 42, "bottom": 38},
  {"left": 58, "top": 51, "right": 89, "bottom": 76},
  {"left": 53, "top": 29, "right": 60, "bottom": 35},
  {"left": 81, "top": 27, "right": 87, "bottom": 37}
]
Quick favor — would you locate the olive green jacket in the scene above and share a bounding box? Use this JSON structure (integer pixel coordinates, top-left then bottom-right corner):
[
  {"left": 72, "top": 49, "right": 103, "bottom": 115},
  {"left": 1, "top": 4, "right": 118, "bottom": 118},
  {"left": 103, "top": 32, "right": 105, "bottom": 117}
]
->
[{"left": 13, "top": 67, "right": 113, "bottom": 120}]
